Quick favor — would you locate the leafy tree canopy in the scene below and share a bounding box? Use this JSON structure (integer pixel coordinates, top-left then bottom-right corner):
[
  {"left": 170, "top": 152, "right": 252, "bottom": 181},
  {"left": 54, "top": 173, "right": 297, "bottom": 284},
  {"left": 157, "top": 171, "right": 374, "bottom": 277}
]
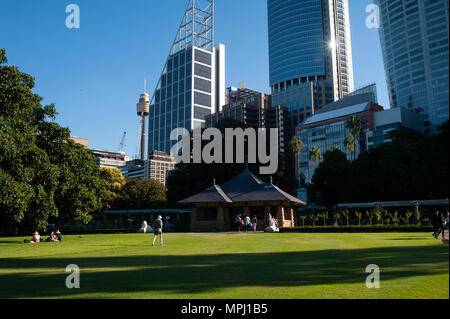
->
[
  {"left": 100, "top": 167, "right": 125, "bottom": 210},
  {"left": 117, "top": 178, "right": 167, "bottom": 210},
  {"left": 309, "top": 124, "right": 449, "bottom": 209},
  {"left": 0, "top": 49, "right": 104, "bottom": 231}
]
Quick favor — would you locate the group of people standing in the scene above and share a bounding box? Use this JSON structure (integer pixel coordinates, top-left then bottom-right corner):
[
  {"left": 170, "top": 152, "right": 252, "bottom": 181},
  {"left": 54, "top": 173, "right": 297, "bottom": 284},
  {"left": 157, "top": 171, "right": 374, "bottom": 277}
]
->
[
  {"left": 431, "top": 210, "right": 449, "bottom": 240},
  {"left": 234, "top": 214, "right": 258, "bottom": 232}
]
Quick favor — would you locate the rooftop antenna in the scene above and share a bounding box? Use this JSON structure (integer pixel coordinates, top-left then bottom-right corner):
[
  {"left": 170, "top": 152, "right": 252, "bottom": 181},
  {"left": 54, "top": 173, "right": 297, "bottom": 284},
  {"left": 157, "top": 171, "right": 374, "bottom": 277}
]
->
[{"left": 149, "top": 0, "right": 215, "bottom": 105}]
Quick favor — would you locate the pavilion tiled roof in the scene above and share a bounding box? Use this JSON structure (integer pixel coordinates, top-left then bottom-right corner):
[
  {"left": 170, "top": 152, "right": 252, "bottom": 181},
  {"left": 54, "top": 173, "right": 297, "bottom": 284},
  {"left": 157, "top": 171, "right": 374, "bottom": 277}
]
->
[
  {"left": 178, "top": 170, "right": 305, "bottom": 205},
  {"left": 178, "top": 184, "right": 232, "bottom": 204}
]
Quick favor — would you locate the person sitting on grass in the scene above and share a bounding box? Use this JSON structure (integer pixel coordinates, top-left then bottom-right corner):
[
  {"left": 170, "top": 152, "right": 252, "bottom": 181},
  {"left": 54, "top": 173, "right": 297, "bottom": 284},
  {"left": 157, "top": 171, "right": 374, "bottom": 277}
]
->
[
  {"left": 46, "top": 231, "right": 58, "bottom": 242},
  {"left": 55, "top": 230, "right": 62, "bottom": 242},
  {"left": 152, "top": 215, "right": 164, "bottom": 247},
  {"left": 29, "top": 231, "right": 41, "bottom": 243}
]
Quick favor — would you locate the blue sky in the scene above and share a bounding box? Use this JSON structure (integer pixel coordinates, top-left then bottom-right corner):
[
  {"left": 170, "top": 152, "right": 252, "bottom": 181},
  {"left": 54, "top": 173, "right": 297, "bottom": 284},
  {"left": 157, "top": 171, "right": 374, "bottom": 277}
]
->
[{"left": 0, "top": 0, "right": 386, "bottom": 157}]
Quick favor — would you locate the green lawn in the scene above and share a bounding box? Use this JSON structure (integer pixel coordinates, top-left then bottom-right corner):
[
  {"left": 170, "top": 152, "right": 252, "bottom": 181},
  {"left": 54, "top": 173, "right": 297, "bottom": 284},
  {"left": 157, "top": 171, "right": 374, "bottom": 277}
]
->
[{"left": 0, "top": 233, "right": 448, "bottom": 299}]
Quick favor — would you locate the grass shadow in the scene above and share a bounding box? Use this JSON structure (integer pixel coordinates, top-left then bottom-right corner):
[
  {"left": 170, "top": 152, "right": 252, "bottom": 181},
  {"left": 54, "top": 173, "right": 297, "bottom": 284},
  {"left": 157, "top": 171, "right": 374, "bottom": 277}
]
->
[{"left": 0, "top": 244, "right": 448, "bottom": 298}]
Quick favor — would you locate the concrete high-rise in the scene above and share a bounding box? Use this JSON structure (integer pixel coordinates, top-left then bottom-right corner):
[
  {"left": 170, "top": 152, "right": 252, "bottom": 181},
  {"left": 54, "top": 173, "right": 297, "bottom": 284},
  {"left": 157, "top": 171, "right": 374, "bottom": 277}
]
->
[
  {"left": 375, "top": 0, "right": 449, "bottom": 134},
  {"left": 148, "top": 0, "right": 226, "bottom": 156},
  {"left": 267, "top": 0, "right": 355, "bottom": 128}
]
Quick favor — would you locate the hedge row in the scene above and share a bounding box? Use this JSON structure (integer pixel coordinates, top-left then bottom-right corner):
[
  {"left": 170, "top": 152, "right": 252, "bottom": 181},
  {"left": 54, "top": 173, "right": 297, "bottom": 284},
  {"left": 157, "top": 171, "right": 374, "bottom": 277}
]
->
[
  {"left": 279, "top": 225, "right": 434, "bottom": 233},
  {"left": 59, "top": 228, "right": 135, "bottom": 235}
]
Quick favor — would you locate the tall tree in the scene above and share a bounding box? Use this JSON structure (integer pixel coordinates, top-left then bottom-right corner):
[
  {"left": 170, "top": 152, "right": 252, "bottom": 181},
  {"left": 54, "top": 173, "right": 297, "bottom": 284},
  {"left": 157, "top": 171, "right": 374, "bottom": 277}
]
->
[
  {"left": 118, "top": 178, "right": 167, "bottom": 210},
  {"left": 310, "top": 148, "right": 350, "bottom": 209},
  {"left": 289, "top": 136, "right": 304, "bottom": 185},
  {"left": 100, "top": 167, "right": 125, "bottom": 210},
  {"left": 344, "top": 134, "right": 358, "bottom": 160},
  {"left": 345, "top": 115, "right": 362, "bottom": 137},
  {"left": 309, "top": 124, "right": 449, "bottom": 206},
  {"left": 309, "top": 147, "right": 322, "bottom": 167},
  {"left": 289, "top": 136, "right": 304, "bottom": 158},
  {"left": 0, "top": 49, "right": 104, "bottom": 230}
]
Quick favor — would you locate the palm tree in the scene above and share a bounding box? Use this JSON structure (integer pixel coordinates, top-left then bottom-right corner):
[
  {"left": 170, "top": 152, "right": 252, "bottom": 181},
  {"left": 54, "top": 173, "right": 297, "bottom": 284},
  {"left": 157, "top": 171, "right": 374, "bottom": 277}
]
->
[
  {"left": 345, "top": 115, "right": 362, "bottom": 137},
  {"left": 290, "top": 136, "right": 304, "bottom": 178},
  {"left": 403, "top": 211, "right": 413, "bottom": 225},
  {"left": 390, "top": 211, "right": 400, "bottom": 226},
  {"left": 355, "top": 212, "right": 363, "bottom": 226},
  {"left": 374, "top": 207, "right": 383, "bottom": 225},
  {"left": 290, "top": 136, "right": 304, "bottom": 157},
  {"left": 344, "top": 134, "right": 358, "bottom": 160},
  {"left": 342, "top": 210, "right": 351, "bottom": 226},
  {"left": 335, "top": 212, "right": 341, "bottom": 226},
  {"left": 321, "top": 212, "right": 329, "bottom": 226},
  {"left": 345, "top": 115, "right": 362, "bottom": 159},
  {"left": 309, "top": 147, "right": 322, "bottom": 167},
  {"left": 330, "top": 145, "right": 340, "bottom": 152},
  {"left": 366, "top": 210, "right": 375, "bottom": 225},
  {"left": 300, "top": 215, "right": 307, "bottom": 227},
  {"left": 309, "top": 214, "right": 319, "bottom": 227}
]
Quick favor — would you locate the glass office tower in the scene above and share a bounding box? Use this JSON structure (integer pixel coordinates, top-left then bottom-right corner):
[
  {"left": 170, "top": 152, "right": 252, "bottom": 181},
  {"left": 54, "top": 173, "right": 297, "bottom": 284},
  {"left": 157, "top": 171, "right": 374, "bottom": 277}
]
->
[
  {"left": 149, "top": 46, "right": 225, "bottom": 154},
  {"left": 375, "top": 0, "right": 449, "bottom": 134},
  {"left": 148, "top": 0, "right": 226, "bottom": 155},
  {"left": 267, "top": 0, "right": 355, "bottom": 128}
]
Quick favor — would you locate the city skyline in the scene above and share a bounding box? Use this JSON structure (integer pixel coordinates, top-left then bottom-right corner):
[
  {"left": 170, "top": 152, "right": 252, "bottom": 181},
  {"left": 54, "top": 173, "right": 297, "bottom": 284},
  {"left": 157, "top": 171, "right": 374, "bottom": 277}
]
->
[{"left": 0, "top": 0, "right": 388, "bottom": 156}]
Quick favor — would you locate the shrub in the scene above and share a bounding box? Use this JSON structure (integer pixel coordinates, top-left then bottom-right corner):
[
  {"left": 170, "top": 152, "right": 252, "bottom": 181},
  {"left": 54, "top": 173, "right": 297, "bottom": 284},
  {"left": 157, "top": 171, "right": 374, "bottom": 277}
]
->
[{"left": 279, "top": 225, "right": 433, "bottom": 233}]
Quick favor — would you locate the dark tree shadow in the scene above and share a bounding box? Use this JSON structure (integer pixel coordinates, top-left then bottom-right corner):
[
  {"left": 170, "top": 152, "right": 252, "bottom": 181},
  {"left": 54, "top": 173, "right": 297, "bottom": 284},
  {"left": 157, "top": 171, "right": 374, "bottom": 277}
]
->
[{"left": 0, "top": 245, "right": 448, "bottom": 298}]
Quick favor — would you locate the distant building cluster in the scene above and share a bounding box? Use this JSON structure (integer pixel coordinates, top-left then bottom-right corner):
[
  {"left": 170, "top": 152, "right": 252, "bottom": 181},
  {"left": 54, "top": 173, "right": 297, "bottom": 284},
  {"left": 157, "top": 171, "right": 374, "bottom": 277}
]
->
[
  {"left": 91, "top": 149, "right": 130, "bottom": 169},
  {"left": 70, "top": 136, "right": 89, "bottom": 148},
  {"left": 78, "top": 0, "right": 448, "bottom": 201},
  {"left": 295, "top": 86, "right": 425, "bottom": 185},
  {"left": 205, "top": 86, "right": 290, "bottom": 153},
  {"left": 119, "top": 151, "right": 175, "bottom": 186},
  {"left": 70, "top": 138, "right": 174, "bottom": 186}
]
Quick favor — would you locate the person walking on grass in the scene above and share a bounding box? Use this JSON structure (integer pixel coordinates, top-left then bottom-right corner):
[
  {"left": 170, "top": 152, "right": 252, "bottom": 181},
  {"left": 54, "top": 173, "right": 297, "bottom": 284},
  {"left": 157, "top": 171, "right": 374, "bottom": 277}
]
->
[
  {"left": 445, "top": 212, "right": 449, "bottom": 230},
  {"left": 252, "top": 215, "right": 258, "bottom": 232},
  {"left": 437, "top": 211, "right": 445, "bottom": 239},
  {"left": 234, "top": 215, "right": 242, "bottom": 232},
  {"left": 431, "top": 211, "right": 444, "bottom": 239},
  {"left": 244, "top": 215, "right": 251, "bottom": 232},
  {"left": 152, "top": 215, "right": 164, "bottom": 247}
]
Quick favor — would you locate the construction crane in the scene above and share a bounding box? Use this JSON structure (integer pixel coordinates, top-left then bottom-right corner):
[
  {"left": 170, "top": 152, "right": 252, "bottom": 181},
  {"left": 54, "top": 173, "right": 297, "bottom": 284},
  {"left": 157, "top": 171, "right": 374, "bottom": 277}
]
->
[{"left": 119, "top": 131, "right": 127, "bottom": 152}]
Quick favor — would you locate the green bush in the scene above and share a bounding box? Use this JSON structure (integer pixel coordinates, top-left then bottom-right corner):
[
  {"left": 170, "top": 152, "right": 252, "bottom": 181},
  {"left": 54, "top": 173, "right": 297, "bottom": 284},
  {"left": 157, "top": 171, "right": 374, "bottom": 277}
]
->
[{"left": 280, "top": 225, "right": 433, "bottom": 233}]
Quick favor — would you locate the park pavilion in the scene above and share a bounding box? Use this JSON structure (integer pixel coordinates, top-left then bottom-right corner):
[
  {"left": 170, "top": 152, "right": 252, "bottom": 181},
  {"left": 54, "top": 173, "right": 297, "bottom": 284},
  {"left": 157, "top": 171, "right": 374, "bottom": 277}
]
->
[{"left": 179, "top": 169, "right": 306, "bottom": 232}]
